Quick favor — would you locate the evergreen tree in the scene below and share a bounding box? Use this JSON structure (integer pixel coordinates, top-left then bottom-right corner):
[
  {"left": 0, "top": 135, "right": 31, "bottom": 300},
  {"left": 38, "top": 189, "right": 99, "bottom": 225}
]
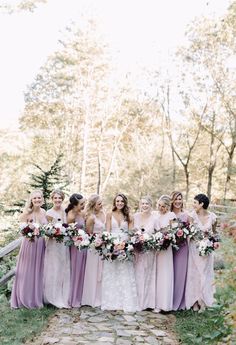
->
[
  {"left": 28, "top": 154, "right": 69, "bottom": 209},
  {"left": 6, "top": 154, "right": 68, "bottom": 213}
]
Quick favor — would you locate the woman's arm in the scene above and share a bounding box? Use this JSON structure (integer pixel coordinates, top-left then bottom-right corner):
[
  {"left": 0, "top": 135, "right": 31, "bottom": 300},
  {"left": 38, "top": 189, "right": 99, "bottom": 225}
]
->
[
  {"left": 86, "top": 215, "right": 95, "bottom": 235},
  {"left": 66, "top": 210, "right": 75, "bottom": 224},
  {"left": 128, "top": 215, "right": 134, "bottom": 230},
  {"left": 106, "top": 212, "right": 112, "bottom": 232},
  {"left": 19, "top": 213, "right": 28, "bottom": 222}
]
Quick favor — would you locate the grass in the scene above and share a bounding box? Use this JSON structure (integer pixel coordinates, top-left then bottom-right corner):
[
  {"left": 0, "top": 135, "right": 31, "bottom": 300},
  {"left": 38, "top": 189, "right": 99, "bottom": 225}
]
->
[
  {"left": 174, "top": 234, "right": 236, "bottom": 344},
  {"left": 0, "top": 299, "right": 56, "bottom": 345}
]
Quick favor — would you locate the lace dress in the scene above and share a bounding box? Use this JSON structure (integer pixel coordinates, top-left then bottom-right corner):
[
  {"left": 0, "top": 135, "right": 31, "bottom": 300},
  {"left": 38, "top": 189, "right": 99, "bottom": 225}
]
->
[
  {"left": 43, "top": 208, "right": 70, "bottom": 308},
  {"left": 185, "top": 211, "right": 217, "bottom": 309},
  {"left": 101, "top": 216, "right": 139, "bottom": 312}
]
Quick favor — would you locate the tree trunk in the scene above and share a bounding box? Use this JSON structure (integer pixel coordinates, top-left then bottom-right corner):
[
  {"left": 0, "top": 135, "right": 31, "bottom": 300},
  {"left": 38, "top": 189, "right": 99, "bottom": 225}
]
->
[
  {"left": 80, "top": 99, "right": 90, "bottom": 193},
  {"left": 224, "top": 143, "right": 236, "bottom": 200}
]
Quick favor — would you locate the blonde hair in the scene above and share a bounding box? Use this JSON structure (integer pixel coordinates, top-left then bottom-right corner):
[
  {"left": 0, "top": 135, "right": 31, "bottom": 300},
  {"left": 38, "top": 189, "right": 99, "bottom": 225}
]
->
[
  {"left": 158, "top": 194, "right": 171, "bottom": 208},
  {"left": 50, "top": 189, "right": 65, "bottom": 200},
  {"left": 24, "top": 190, "right": 44, "bottom": 215},
  {"left": 140, "top": 195, "right": 152, "bottom": 208},
  {"left": 85, "top": 194, "right": 101, "bottom": 218}
]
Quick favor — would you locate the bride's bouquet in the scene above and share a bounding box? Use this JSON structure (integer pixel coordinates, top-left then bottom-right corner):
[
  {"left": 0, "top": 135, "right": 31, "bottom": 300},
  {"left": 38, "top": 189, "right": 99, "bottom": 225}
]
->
[
  {"left": 19, "top": 221, "right": 42, "bottom": 242},
  {"left": 42, "top": 220, "right": 69, "bottom": 243},
  {"left": 90, "top": 231, "right": 134, "bottom": 262}
]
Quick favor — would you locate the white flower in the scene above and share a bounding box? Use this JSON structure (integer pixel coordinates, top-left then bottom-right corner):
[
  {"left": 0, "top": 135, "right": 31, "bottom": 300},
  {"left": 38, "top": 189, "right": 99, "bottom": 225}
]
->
[
  {"left": 143, "top": 233, "right": 150, "bottom": 241},
  {"left": 127, "top": 244, "right": 134, "bottom": 251}
]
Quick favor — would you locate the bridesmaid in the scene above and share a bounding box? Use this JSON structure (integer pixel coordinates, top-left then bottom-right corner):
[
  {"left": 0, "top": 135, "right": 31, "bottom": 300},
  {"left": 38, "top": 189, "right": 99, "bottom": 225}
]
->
[
  {"left": 82, "top": 194, "right": 105, "bottom": 307},
  {"left": 11, "top": 190, "right": 47, "bottom": 309},
  {"left": 66, "top": 193, "right": 87, "bottom": 308},
  {"left": 155, "top": 195, "right": 175, "bottom": 312},
  {"left": 170, "top": 191, "right": 189, "bottom": 311},
  {"left": 185, "top": 194, "right": 218, "bottom": 312},
  {"left": 134, "top": 196, "right": 157, "bottom": 310},
  {"left": 43, "top": 189, "right": 70, "bottom": 308}
]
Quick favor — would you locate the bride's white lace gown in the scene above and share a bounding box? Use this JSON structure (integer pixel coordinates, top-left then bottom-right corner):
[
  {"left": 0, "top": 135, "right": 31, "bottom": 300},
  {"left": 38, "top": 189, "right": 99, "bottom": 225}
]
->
[{"left": 101, "top": 216, "right": 139, "bottom": 312}]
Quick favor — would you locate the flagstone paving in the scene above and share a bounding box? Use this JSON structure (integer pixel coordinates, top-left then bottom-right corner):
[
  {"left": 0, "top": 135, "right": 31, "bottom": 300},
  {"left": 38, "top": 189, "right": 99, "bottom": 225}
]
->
[{"left": 25, "top": 307, "right": 179, "bottom": 345}]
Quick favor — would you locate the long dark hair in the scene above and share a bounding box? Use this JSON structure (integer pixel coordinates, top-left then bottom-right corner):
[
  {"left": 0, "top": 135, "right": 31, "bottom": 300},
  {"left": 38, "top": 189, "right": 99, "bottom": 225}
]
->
[
  {"left": 65, "top": 193, "right": 84, "bottom": 214},
  {"left": 112, "top": 193, "right": 131, "bottom": 223}
]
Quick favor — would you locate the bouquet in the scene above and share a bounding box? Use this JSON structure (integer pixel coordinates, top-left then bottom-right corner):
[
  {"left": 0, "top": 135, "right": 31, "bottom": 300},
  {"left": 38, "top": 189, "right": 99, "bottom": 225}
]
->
[
  {"left": 197, "top": 233, "right": 220, "bottom": 256},
  {"left": 90, "top": 231, "right": 134, "bottom": 262},
  {"left": 71, "top": 228, "right": 90, "bottom": 250},
  {"left": 170, "top": 219, "right": 191, "bottom": 247},
  {"left": 42, "top": 220, "right": 69, "bottom": 243},
  {"left": 154, "top": 227, "right": 177, "bottom": 251},
  {"left": 188, "top": 223, "right": 203, "bottom": 241},
  {"left": 130, "top": 228, "right": 153, "bottom": 253},
  {"left": 19, "top": 221, "right": 42, "bottom": 242}
]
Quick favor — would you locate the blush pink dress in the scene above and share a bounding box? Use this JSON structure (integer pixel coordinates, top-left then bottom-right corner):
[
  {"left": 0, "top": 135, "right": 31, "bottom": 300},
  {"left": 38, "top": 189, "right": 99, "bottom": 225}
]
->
[
  {"left": 43, "top": 208, "right": 70, "bottom": 308},
  {"left": 155, "top": 211, "right": 175, "bottom": 311},
  {"left": 81, "top": 213, "right": 105, "bottom": 307},
  {"left": 185, "top": 211, "right": 217, "bottom": 309},
  {"left": 11, "top": 210, "right": 47, "bottom": 309},
  {"left": 134, "top": 212, "right": 158, "bottom": 310}
]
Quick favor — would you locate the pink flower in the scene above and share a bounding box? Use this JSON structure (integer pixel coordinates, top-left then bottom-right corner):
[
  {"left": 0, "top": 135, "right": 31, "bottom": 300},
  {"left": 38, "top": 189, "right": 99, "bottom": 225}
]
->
[
  {"left": 176, "top": 229, "right": 184, "bottom": 237},
  {"left": 213, "top": 242, "right": 220, "bottom": 249},
  {"left": 33, "top": 228, "right": 39, "bottom": 236}
]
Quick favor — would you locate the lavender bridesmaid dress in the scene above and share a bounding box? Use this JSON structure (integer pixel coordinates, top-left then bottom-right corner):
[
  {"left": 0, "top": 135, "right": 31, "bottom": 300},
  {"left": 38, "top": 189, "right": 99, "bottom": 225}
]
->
[
  {"left": 69, "top": 215, "right": 87, "bottom": 307},
  {"left": 81, "top": 214, "right": 105, "bottom": 307},
  {"left": 173, "top": 212, "right": 189, "bottom": 311},
  {"left": 11, "top": 212, "right": 47, "bottom": 309}
]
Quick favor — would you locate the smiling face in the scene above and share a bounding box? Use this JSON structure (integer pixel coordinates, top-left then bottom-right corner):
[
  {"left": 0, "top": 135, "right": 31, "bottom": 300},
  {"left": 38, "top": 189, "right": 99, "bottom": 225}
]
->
[
  {"left": 94, "top": 198, "right": 103, "bottom": 212},
  {"left": 173, "top": 194, "right": 183, "bottom": 210},
  {"left": 193, "top": 199, "right": 203, "bottom": 212},
  {"left": 74, "top": 198, "right": 86, "bottom": 212},
  {"left": 31, "top": 192, "right": 43, "bottom": 208},
  {"left": 52, "top": 193, "right": 63, "bottom": 208},
  {"left": 157, "top": 200, "right": 168, "bottom": 214},
  {"left": 140, "top": 199, "right": 151, "bottom": 213},
  {"left": 115, "top": 195, "right": 125, "bottom": 210}
]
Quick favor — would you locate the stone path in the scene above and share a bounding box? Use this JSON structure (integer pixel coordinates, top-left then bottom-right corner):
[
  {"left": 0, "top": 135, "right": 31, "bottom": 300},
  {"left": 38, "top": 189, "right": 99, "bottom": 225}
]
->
[{"left": 26, "top": 307, "right": 179, "bottom": 345}]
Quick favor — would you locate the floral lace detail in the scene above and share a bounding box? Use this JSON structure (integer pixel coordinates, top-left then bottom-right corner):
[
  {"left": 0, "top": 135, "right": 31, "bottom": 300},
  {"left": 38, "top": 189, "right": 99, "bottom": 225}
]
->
[{"left": 101, "top": 216, "right": 139, "bottom": 312}]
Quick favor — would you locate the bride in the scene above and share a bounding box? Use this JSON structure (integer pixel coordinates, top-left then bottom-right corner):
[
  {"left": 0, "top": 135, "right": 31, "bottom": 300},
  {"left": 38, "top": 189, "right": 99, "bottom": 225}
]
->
[{"left": 101, "top": 193, "right": 139, "bottom": 313}]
